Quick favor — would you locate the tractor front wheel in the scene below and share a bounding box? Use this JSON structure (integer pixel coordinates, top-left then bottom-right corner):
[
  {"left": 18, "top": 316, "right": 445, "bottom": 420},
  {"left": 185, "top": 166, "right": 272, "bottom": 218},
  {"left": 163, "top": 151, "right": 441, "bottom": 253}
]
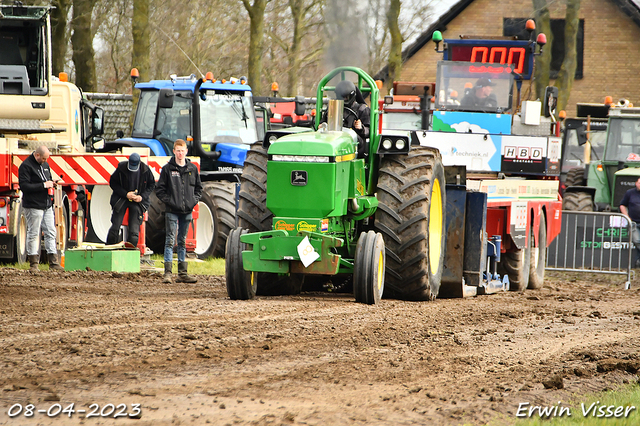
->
[
  {"left": 375, "top": 146, "right": 446, "bottom": 300},
  {"left": 225, "top": 227, "right": 256, "bottom": 300},
  {"left": 354, "top": 231, "right": 385, "bottom": 304}
]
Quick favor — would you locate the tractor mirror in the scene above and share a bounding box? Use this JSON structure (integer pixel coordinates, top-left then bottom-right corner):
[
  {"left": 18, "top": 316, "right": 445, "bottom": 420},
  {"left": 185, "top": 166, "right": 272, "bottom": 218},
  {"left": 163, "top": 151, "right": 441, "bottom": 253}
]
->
[
  {"left": 158, "top": 88, "right": 175, "bottom": 109},
  {"left": 576, "top": 125, "right": 588, "bottom": 146},
  {"left": 92, "top": 137, "right": 105, "bottom": 151},
  {"left": 294, "top": 96, "right": 306, "bottom": 116},
  {"left": 92, "top": 106, "right": 105, "bottom": 136}
]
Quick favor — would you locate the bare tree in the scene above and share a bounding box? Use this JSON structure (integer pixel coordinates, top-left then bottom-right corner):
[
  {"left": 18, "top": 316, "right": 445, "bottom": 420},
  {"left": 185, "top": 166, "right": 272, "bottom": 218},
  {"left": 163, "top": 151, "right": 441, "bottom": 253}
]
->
[
  {"left": 266, "top": 0, "right": 324, "bottom": 96},
  {"left": 554, "top": 0, "right": 580, "bottom": 112},
  {"left": 71, "top": 0, "right": 96, "bottom": 91},
  {"left": 386, "top": 0, "right": 401, "bottom": 93},
  {"left": 50, "top": 0, "right": 71, "bottom": 75},
  {"left": 532, "top": 0, "right": 552, "bottom": 102},
  {"left": 242, "top": 0, "right": 270, "bottom": 95},
  {"left": 132, "top": 0, "right": 150, "bottom": 84}
]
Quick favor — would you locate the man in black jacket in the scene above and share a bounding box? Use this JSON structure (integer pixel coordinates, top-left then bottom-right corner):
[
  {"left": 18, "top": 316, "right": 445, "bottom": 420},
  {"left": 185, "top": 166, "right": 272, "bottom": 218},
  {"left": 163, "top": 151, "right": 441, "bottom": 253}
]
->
[
  {"left": 18, "top": 145, "right": 64, "bottom": 272},
  {"left": 106, "top": 153, "right": 155, "bottom": 248},
  {"left": 155, "top": 139, "right": 203, "bottom": 283}
]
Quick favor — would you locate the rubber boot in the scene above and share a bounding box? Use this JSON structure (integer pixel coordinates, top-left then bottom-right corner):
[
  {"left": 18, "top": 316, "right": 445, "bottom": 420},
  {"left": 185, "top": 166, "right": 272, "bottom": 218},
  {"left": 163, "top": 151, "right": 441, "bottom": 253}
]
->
[
  {"left": 28, "top": 255, "right": 39, "bottom": 272},
  {"left": 163, "top": 262, "right": 173, "bottom": 284},
  {"left": 175, "top": 261, "right": 197, "bottom": 283},
  {"left": 47, "top": 253, "right": 64, "bottom": 271}
]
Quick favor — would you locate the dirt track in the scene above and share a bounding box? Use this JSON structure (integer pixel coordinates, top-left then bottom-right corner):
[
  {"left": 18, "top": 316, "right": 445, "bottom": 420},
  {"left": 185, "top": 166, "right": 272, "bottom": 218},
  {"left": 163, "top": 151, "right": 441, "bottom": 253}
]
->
[{"left": 1, "top": 268, "right": 640, "bottom": 425}]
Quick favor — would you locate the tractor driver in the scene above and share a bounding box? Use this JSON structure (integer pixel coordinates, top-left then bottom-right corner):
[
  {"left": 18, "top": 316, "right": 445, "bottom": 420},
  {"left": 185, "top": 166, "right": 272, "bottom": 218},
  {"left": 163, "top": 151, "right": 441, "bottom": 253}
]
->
[
  {"left": 332, "top": 80, "right": 370, "bottom": 157},
  {"left": 461, "top": 77, "right": 498, "bottom": 109}
]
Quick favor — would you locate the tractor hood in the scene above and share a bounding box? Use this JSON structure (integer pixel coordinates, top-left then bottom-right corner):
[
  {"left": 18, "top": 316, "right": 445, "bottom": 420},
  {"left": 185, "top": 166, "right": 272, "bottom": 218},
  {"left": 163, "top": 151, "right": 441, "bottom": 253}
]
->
[{"left": 268, "top": 130, "right": 356, "bottom": 158}]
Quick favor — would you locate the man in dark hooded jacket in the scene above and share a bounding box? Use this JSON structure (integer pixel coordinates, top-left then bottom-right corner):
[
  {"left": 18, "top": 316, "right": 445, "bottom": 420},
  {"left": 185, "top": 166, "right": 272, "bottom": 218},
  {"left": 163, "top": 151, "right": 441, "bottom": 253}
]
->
[
  {"left": 106, "top": 152, "right": 155, "bottom": 248},
  {"left": 155, "top": 139, "right": 203, "bottom": 284}
]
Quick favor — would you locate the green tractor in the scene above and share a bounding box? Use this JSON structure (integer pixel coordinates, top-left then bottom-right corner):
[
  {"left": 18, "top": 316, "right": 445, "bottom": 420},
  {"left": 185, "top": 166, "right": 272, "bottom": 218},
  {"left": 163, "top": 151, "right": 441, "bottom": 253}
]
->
[
  {"left": 563, "top": 104, "right": 640, "bottom": 212},
  {"left": 225, "top": 67, "right": 447, "bottom": 304}
]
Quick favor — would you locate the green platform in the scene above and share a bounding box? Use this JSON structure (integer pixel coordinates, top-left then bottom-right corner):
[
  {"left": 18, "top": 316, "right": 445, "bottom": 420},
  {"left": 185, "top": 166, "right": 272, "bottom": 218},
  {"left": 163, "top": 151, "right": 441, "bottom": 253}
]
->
[{"left": 64, "top": 248, "right": 140, "bottom": 272}]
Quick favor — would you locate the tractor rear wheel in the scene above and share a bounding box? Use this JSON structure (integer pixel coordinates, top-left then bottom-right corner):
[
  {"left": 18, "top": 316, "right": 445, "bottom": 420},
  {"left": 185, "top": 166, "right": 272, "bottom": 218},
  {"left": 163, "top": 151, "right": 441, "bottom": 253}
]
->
[
  {"left": 146, "top": 181, "right": 235, "bottom": 259},
  {"left": 564, "top": 168, "right": 585, "bottom": 187},
  {"left": 499, "top": 229, "right": 531, "bottom": 291},
  {"left": 354, "top": 231, "right": 385, "bottom": 304},
  {"left": 237, "top": 142, "right": 301, "bottom": 295},
  {"left": 238, "top": 142, "right": 274, "bottom": 231},
  {"left": 226, "top": 227, "right": 256, "bottom": 300},
  {"left": 374, "top": 147, "right": 447, "bottom": 300},
  {"left": 195, "top": 182, "right": 236, "bottom": 259},
  {"left": 563, "top": 191, "right": 594, "bottom": 211},
  {"left": 145, "top": 191, "right": 166, "bottom": 255},
  {"left": 528, "top": 213, "right": 547, "bottom": 289}
]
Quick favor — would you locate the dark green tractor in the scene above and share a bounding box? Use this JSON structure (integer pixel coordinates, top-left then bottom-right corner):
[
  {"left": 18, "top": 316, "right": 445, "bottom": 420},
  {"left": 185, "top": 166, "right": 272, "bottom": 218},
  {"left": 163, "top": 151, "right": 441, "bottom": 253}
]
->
[
  {"left": 563, "top": 105, "right": 640, "bottom": 211},
  {"left": 225, "top": 67, "right": 447, "bottom": 304}
]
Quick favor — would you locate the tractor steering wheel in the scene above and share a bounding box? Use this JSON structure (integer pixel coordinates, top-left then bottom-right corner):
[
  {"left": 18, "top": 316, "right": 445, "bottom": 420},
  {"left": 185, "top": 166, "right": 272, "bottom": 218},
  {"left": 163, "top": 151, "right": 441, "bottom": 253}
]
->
[{"left": 343, "top": 106, "right": 358, "bottom": 129}]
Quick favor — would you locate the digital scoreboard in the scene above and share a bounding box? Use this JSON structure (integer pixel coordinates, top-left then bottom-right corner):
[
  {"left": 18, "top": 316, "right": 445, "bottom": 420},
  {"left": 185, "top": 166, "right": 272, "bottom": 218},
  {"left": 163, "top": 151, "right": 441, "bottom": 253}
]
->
[{"left": 442, "top": 39, "right": 535, "bottom": 80}]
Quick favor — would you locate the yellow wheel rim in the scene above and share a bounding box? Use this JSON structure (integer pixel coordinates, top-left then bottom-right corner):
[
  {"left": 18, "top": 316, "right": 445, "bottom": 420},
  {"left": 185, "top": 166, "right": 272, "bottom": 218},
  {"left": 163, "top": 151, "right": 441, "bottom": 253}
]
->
[
  {"left": 377, "top": 251, "right": 384, "bottom": 291},
  {"left": 428, "top": 178, "right": 443, "bottom": 276}
]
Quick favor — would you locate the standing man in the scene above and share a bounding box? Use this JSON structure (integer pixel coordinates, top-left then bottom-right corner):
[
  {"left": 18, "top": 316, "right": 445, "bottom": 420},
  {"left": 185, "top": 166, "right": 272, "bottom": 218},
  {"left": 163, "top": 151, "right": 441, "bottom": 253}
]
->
[
  {"left": 619, "top": 176, "right": 640, "bottom": 267},
  {"left": 106, "top": 152, "right": 155, "bottom": 248},
  {"left": 155, "top": 139, "right": 202, "bottom": 283},
  {"left": 18, "top": 145, "right": 64, "bottom": 272}
]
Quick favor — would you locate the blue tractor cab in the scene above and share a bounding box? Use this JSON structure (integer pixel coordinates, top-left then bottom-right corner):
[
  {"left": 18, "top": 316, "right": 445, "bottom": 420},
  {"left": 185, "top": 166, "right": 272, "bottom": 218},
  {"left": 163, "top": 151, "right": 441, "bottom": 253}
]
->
[{"left": 107, "top": 75, "right": 261, "bottom": 259}]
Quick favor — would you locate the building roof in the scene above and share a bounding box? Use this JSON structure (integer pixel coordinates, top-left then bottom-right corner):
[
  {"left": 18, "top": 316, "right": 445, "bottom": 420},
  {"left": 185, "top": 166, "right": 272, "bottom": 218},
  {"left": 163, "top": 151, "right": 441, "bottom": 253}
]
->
[{"left": 375, "top": 0, "right": 640, "bottom": 81}]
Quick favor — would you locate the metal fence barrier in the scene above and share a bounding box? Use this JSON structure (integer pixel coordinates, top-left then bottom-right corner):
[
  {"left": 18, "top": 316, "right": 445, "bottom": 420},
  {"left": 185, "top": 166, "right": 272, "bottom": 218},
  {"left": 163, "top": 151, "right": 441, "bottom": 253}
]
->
[{"left": 546, "top": 211, "right": 632, "bottom": 289}]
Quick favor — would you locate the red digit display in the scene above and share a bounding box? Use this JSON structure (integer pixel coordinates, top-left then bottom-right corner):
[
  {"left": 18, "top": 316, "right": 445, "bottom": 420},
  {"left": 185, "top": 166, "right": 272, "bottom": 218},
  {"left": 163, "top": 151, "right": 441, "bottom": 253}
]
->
[{"left": 447, "top": 41, "right": 533, "bottom": 79}]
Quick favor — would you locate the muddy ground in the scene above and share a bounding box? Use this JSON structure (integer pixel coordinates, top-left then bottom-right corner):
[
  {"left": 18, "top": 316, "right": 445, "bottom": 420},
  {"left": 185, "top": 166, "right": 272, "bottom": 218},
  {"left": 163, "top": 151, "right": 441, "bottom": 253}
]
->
[{"left": 1, "top": 267, "right": 640, "bottom": 426}]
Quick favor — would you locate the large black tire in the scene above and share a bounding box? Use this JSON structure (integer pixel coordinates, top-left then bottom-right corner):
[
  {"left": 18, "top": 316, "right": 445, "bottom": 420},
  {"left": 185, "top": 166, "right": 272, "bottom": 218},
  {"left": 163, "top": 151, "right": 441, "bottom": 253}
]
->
[
  {"left": 237, "top": 142, "right": 301, "bottom": 295},
  {"left": 564, "top": 168, "right": 585, "bottom": 187},
  {"left": 146, "top": 182, "right": 236, "bottom": 259},
  {"left": 499, "top": 229, "right": 531, "bottom": 291},
  {"left": 145, "top": 191, "right": 166, "bottom": 255},
  {"left": 374, "top": 147, "right": 447, "bottom": 301},
  {"left": 12, "top": 202, "right": 27, "bottom": 264},
  {"left": 226, "top": 227, "right": 256, "bottom": 300},
  {"left": 528, "top": 213, "right": 547, "bottom": 290},
  {"left": 563, "top": 191, "right": 594, "bottom": 211},
  {"left": 354, "top": 231, "right": 385, "bottom": 304},
  {"left": 195, "top": 182, "right": 236, "bottom": 259},
  {"left": 237, "top": 142, "right": 273, "bottom": 231}
]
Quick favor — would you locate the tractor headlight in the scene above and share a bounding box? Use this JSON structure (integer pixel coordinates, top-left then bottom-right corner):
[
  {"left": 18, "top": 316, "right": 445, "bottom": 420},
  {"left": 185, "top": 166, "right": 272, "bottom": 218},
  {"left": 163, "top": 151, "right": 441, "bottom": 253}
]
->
[
  {"left": 377, "top": 132, "right": 411, "bottom": 154},
  {"left": 268, "top": 135, "right": 278, "bottom": 144}
]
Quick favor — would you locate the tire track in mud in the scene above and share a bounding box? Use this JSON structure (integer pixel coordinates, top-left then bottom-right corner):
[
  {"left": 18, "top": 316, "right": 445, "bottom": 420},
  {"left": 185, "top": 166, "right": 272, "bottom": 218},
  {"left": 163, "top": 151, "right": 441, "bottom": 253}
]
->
[{"left": 1, "top": 269, "right": 640, "bottom": 425}]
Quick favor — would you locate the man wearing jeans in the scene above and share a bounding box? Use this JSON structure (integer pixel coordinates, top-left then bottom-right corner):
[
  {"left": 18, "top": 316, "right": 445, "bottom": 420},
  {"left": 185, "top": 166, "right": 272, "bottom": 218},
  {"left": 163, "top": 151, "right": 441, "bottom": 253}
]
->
[
  {"left": 155, "top": 139, "right": 202, "bottom": 283},
  {"left": 620, "top": 176, "right": 640, "bottom": 268},
  {"left": 18, "top": 145, "right": 64, "bottom": 272}
]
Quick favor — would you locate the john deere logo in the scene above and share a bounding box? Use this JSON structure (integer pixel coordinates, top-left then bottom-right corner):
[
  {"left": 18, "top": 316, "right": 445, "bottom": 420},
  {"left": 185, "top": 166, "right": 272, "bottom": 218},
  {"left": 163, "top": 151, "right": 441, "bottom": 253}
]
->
[{"left": 291, "top": 170, "right": 307, "bottom": 186}]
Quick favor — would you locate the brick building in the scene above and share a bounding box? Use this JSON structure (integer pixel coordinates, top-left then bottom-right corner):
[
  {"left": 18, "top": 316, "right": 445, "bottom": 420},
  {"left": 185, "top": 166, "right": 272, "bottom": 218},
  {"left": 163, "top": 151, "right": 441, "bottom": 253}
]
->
[{"left": 378, "top": 0, "right": 640, "bottom": 117}]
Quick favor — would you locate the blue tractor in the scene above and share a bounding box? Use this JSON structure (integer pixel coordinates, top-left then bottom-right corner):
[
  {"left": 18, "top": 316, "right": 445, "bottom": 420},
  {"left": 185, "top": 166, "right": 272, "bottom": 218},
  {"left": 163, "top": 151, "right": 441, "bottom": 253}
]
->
[{"left": 105, "top": 74, "right": 262, "bottom": 258}]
